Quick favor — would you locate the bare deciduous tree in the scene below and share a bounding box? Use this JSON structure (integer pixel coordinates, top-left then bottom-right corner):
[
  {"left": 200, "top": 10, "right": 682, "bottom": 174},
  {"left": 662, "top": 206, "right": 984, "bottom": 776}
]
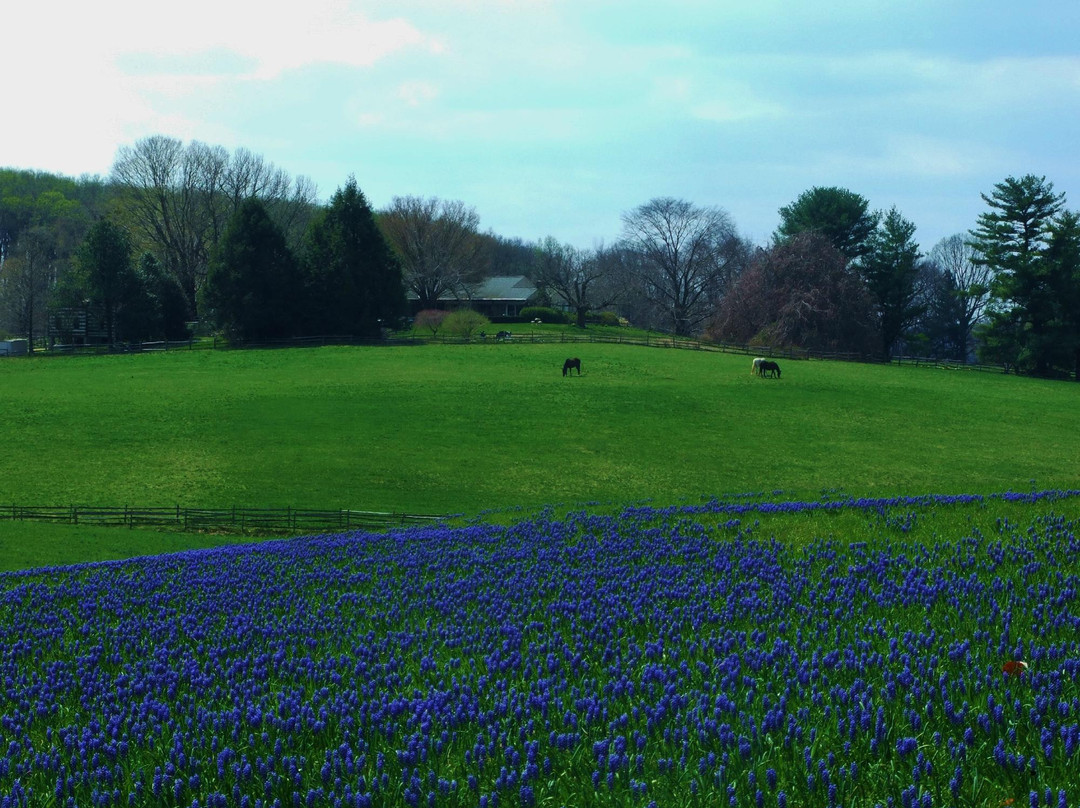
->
[
  {"left": 111, "top": 135, "right": 317, "bottom": 317},
  {"left": 534, "top": 238, "right": 620, "bottom": 328},
  {"left": 0, "top": 228, "right": 56, "bottom": 347},
  {"left": 619, "top": 197, "right": 741, "bottom": 336},
  {"left": 379, "top": 196, "right": 486, "bottom": 310},
  {"left": 213, "top": 147, "right": 317, "bottom": 248},
  {"left": 112, "top": 136, "right": 203, "bottom": 314},
  {"left": 928, "top": 234, "right": 992, "bottom": 354}
]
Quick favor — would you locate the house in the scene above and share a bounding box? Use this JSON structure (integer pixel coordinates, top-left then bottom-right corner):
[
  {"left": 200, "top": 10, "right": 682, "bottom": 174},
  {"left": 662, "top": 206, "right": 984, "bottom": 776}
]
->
[{"left": 407, "top": 276, "right": 540, "bottom": 319}]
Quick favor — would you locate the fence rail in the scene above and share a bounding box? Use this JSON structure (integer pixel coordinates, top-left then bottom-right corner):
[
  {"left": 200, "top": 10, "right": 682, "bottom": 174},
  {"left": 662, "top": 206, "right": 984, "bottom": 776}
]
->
[{"left": 0, "top": 504, "right": 445, "bottom": 534}]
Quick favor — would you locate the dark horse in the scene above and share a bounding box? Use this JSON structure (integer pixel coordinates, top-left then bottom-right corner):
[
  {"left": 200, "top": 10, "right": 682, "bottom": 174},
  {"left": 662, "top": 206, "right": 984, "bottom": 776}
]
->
[
  {"left": 562, "top": 357, "right": 582, "bottom": 376},
  {"left": 760, "top": 360, "right": 781, "bottom": 378}
]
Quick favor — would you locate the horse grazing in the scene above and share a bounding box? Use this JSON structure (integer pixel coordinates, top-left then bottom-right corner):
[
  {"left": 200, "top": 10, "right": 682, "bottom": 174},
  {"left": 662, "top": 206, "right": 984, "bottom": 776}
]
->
[
  {"left": 562, "top": 357, "right": 582, "bottom": 376},
  {"left": 752, "top": 357, "right": 766, "bottom": 376},
  {"left": 760, "top": 360, "right": 781, "bottom": 378}
]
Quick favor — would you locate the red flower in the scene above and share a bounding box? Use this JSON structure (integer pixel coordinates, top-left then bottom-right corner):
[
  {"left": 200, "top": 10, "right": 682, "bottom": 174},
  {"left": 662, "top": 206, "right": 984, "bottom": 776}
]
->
[{"left": 1002, "top": 660, "right": 1028, "bottom": 676}]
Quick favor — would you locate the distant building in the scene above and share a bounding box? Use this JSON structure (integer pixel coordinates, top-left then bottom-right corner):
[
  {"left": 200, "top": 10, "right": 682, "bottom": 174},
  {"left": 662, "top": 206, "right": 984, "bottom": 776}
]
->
[
  {"left": 407, "top": 276, "right": 540, "bottom": 318},
  {"left": 48, "top": 306, "right": 109, "bottom": 347},
  {"left": 0, "top": 339, "right": 28, "bottom": 357}
]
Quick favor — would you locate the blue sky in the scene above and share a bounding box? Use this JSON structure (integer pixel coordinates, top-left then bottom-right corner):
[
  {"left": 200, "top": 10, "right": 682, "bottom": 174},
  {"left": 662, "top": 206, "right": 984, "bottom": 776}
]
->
[{"left": 5, "top": 0, "right": 1079, "bottom": 251}]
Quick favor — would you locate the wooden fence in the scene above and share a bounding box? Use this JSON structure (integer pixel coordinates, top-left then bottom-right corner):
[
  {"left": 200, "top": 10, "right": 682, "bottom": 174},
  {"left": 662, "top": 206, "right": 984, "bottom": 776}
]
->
[{"left": 0, "top": 504, "right": 444, "bottom": 534}]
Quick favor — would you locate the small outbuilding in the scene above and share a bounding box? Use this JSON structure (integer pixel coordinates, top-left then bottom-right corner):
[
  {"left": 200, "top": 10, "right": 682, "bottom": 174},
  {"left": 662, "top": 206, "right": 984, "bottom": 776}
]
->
[{"left": 0, "top": 340, "right": 28, "bottom": 357}]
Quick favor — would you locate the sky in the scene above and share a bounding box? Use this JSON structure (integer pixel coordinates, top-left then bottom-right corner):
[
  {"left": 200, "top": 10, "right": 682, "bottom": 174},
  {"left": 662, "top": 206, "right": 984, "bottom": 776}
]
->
[{"left": 4, "top": 0, "right": 1080, "bottom": 252}]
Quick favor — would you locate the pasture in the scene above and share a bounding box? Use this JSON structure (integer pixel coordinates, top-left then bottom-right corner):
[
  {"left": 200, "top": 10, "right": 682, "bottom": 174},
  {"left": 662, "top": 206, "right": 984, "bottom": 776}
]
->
[
  {"left": 1, "top": 341, "right": 1080, "bottom": 569},
  {"left": 0, "top": 343, "right": 1077, "bottom": 511}
]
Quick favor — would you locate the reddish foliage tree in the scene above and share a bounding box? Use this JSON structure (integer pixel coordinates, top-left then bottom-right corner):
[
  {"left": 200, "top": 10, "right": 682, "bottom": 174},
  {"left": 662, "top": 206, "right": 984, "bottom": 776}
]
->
[
  {"left": 414, "top": 309, "right": 450, "bottom": 336},
  {"left": 707, "top": 233, "right": 877, "bottom": 354}
]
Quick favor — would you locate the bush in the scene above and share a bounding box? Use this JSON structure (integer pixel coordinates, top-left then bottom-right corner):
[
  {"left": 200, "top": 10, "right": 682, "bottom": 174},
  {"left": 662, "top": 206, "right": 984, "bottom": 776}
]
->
[
  {"left": 442, "top": 309, "right": 491, "bottom": 339},
  {"left": 520, "top": 306, "right": 568, "bottom": 324},
  {"left": 586, "top": 311, "right": 621, "bottom": 326}
]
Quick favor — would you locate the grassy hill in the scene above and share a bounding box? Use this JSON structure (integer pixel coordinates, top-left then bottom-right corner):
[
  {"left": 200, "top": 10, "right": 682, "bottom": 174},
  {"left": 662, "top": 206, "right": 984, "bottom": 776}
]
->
[{"left": 1, "top": 340, "right": 1077, "bottom": 568}]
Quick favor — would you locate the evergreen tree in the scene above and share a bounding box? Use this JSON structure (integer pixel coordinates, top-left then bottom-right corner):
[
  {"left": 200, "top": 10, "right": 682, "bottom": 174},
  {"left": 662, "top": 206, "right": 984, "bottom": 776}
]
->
[
  {"left": 914, "top": 264, "right": 968, "bottom": 360},
  {"left": 775, "top": 186, "right": 879, "bottom": 261},
  {"left": 969, "top": 175, "right": 1065, "bottom": 375},
  {"left": 77, "top": 219, "right": 138, "bottom": 345},
  {"left": 301, "top": 178, "right": 405, "bottom": 337},
  {"left": 861, "top": 207, "right": 925, "bottom": 361},
  {"left": 137, "top": 253, "right": 190, "bottom": 340},
  {"left": 203, "top": 199, "right": 300, "bottom": 341},
  {"left": 1044, "top": 210, "right": 1080, "bottom": 379}
]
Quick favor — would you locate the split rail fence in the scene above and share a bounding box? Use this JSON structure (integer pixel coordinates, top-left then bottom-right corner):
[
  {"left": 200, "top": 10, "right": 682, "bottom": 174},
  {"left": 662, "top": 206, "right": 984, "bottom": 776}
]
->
[{"left": 0, "top": 505, "right": 444, "bottom": 535}]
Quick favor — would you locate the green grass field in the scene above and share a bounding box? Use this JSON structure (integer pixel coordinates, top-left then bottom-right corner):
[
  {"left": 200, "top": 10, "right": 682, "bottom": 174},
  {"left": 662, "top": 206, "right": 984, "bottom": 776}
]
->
[{"left": 1, "top": 339, "right": 1077, "bottom": 570}]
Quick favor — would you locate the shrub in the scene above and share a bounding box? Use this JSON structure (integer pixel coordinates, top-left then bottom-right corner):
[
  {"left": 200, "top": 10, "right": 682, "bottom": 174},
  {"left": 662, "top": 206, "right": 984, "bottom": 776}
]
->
[
  {"left": 520, "top": 306, "right": 568, "bottom": 324},
  {"left": 442, "top": 309, "right": 490, "bottom": 339},
  {"left": 586, "top": 311, "right": 621, "bottom": 326}
]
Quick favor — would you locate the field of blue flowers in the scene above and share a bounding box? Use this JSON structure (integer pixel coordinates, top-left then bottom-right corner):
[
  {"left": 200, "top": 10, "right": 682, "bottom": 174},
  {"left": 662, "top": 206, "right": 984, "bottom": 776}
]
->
[{"left": 2, "top": 491, "right": 1080, "bottom": 808}]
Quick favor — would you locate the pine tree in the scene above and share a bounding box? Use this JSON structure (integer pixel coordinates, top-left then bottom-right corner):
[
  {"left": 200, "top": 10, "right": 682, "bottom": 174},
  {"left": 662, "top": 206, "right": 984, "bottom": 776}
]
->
[
  {"left": 861, "top": 207, "right": 924, "bottom": 361},
  {"left": 137, "top": 253, "right": 191, "bottom": 340},
  {"left": 301, "top": 178, "right": 405, "bottom": 338},
  {"left": 775, "top": 186, "right": 879, "bottom": 261},
  {"left": 77, "top": 219, "right": 137, "bottom": 346},
  {"left": 203, "top": 198, "right": 300, "bottom": 341},
  {"left": 1045, "top": 211, "right": 1080, "bottom": 379},
  {"left": 969, "top": 175, "right": 1066, "bottom": 376}
]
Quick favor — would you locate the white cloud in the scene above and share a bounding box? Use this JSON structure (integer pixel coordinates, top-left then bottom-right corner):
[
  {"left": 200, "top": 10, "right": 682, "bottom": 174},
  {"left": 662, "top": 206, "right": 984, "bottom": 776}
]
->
[
  {"left": 0, "top": 1, "right": 444, "bottom": 176},
  {"left": 3, "top": 0, "right": 1078, "bottom": 254},
  {"left": 397, "top": 81, "right": 440, "bottom": 108},
  {"left": 110, "top": 1, "right": 440, "bottom": 80},
  {"left": 788, "top": 51, "right": 1080, "bottom": 115},
  {"left": 812, "top": 135, "right": 1011, "bottom": 179},
  {"left": 691, "top": 97, "right": 786, "bottom": 123}
]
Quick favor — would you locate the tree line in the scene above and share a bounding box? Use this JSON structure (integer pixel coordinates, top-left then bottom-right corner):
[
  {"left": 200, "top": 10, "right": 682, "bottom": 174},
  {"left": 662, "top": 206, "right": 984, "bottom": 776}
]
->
[{"left": 1, "top": 134, "right": 1078, "bottom": 378}]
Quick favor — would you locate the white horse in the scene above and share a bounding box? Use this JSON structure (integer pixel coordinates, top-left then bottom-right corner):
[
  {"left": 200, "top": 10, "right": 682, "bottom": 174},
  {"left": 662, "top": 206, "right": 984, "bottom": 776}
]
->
[{"left": 751, "top": 357, "right": 766, "bottom": 376}]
